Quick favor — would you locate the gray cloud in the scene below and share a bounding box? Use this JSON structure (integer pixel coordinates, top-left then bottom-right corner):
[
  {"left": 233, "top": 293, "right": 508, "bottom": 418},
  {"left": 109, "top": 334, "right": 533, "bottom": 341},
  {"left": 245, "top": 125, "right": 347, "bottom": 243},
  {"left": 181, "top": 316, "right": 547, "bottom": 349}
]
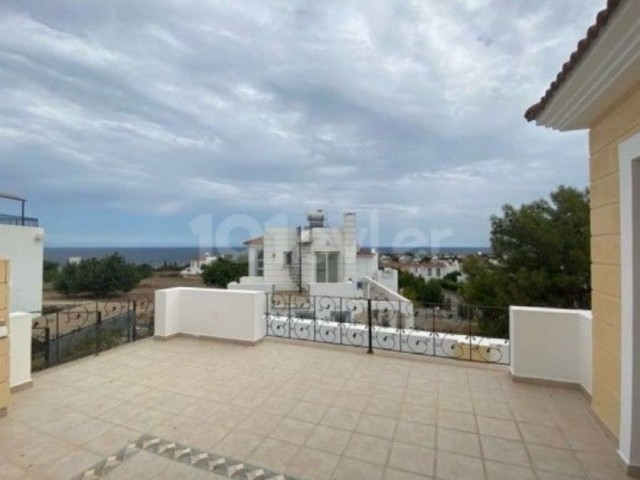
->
[{"left": 0, "top": 0, "right": 602, "bottom": 246}]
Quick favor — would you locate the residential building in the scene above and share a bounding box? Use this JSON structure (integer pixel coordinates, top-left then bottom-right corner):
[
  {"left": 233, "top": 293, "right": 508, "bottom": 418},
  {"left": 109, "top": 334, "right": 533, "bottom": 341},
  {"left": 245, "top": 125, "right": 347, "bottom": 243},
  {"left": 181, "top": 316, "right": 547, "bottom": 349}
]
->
[
  {"left": 526, "top": 0, "right": 640, "bottom": 473},
  {"left": 409, "top": 258, "right": 460, "bottom": 281},
  {"left": 180, "top": 252, "right": 217, "bottom": 276},
  {"left": 237, "top": 210, "right": 398, "bottom": 294},
  {"left": 0, "top": 194, "right": 44, "bottom": 313}
]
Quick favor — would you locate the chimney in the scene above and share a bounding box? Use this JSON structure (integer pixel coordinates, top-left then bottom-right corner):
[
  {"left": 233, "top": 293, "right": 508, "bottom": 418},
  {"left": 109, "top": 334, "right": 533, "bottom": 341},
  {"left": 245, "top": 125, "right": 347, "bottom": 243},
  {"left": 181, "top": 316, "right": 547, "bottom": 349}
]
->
[{"left": 342, "top": 212, "right": 357, "bottom": 281}]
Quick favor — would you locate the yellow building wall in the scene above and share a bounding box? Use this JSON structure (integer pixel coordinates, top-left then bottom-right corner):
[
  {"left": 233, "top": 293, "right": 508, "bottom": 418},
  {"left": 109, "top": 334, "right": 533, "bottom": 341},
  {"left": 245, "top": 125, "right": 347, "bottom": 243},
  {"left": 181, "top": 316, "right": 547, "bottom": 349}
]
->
[
  {"left": 589, "top": 80, "right": 640, "bottom": 438},
  {"left": 0, "top": 259, "right": 9, "bottom": 415}
]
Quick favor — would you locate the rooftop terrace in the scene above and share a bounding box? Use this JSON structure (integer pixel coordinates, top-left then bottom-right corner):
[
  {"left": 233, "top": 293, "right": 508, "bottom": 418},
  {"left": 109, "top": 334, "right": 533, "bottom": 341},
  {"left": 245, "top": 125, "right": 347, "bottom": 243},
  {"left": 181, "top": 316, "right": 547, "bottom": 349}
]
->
[{"left": 0, "top": 336, "right": 625, "bottom": 480}]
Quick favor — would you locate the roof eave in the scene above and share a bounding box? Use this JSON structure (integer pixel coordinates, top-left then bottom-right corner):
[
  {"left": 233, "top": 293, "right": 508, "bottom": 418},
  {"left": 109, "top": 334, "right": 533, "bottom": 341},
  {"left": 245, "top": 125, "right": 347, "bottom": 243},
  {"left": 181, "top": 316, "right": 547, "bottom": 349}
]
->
[{"left": 527, "top": 0, "right": 640, "bottom": 131}]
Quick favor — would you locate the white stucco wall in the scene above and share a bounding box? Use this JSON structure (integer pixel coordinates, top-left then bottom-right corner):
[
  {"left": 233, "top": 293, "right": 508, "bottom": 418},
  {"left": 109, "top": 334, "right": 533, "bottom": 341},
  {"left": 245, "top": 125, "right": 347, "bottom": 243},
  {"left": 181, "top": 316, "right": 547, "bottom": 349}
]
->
[
  {"left": 356, "top": 254, "right": 379, "bottom": 279},
  {"left": 8, "top": 312, "right": 32, "bottom": 389},
  {"left": 263, "top": 228, "right": 298, "bottom": 285},
  {"left": 0, "top": 225, "right": 44, "bottom": 313},
  {"left": 155, "top": 287, "right": 266, "bottom": 343},
  {"left": 509, "top": 306, "right": 592, "bottom": 394},
  {"left": 308, "top": 282, "right": 359, "bottom": 298},
  {"left": 369, "top": 270, "right": 399, "bottom": 294}
]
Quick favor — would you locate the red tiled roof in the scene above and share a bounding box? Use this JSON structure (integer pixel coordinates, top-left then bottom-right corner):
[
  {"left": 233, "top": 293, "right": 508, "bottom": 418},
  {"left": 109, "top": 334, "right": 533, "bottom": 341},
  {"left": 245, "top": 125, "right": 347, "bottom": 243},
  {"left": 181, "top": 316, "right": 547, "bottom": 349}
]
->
[
  {"left": 243, "top": 236, "right": 264, "bottom": 246},
  {"left": 357, "top": 248, "right": 376, "bottom": 257},
  {"left": 524, "top": 0, "right": 623, "bottom": 122}
]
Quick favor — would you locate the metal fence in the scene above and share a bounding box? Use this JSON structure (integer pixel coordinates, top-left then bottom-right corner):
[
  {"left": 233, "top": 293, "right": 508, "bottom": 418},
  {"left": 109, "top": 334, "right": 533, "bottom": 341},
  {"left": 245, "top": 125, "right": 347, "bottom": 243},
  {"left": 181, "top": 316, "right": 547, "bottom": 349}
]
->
[
  {"left": 0, "top": 213, "right": 38, "bottom": 227},
  {"left": 265, "top": 293, "right": 510, "bottom": 364},
  {"left": 31, "top": 295, "right": 154, "bottom": 371}
]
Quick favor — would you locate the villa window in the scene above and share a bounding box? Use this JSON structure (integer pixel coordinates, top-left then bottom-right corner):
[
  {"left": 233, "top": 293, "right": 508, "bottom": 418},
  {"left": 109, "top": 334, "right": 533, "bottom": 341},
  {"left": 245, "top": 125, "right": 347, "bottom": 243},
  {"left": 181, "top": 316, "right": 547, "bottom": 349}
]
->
[
  {"left": 284, "top": 251, "right": 292, "bottom": 266},
  {"left": 316, "top": 252, "right": 339, "bottom": 283},
  {"left": 256, "top": 250, "right": 264, "bottom": 277},
  {"left": 436, "top": 268, "right": 441, "bottom": 277}
]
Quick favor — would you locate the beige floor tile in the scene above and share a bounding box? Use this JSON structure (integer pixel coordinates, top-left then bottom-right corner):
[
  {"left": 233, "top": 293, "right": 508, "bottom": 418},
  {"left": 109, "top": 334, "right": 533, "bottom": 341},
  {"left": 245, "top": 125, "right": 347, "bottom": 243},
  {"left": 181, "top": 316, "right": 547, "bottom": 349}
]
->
[
  {"left": 43, "top": 447, "right": 103, "bottom": 480},
  {"left": 481, "top": 435, "right": 531, "bottom": 467},
  {"left": 403, "top": 391, "right": 437, "bottom": 408},
  {"left": 535, "top": 471, "right": 587, "bottom": 480},
  {"left": 213, "top": 430, "right": 264, "bottom": 459},
  {"left": 436, "top": 428, "right": 481, "bottom": 458},
  {"left": 519, "top": 423, "right": 569, "bottom": 449},
  {"left": 574, "top": 452, "right": 628, "bottom": 480},
  {"left": 320, "top": 407, "right": 361, "bottom": 431},
  {"left": 485, "top": 460, "right": 537, "bottom": 480},
  {"left": 82, "top": 425, "right": 140, "bottom": 455},
  {"left": 561, "top": 426, "right": 618, "bottom": 455},
  {"left": 186, "top": 421, "right": 231, "bottom": 451},
  {"left": 207, "top": 404, "right": 254, "bottom": 429},
  {"left": 304, "top": 388, "right": 340, "bottom": 406},
  {"left": 344, "top": 433, "right": 391, "bottom": 465},
  {"left": 383, "top": 467, "right": 433, "bottom": 480},
  {"left": 400, "top": 404, "right": 437, "bottom": 426},
  {"left": 366, "top": 397, "right": 402, "bottom": 418},
  {"left": 288, "top": 401, "right": 329, "bottom": 424},
  {"left": 236, "top": 411, "right": 283, "bottom": 436},
  {"left": 332, "top": 457, "right": 384, "bottom": 480},
  {"left": 0, "top": 457, "right": 30, "bottom": 480},
  {"left": 356, "top": 413, "right": 397, "bottom": 439},
  {"left": 438, "top": 394, "right": 474, "bottom": 414},
  {"left": 270, "top": 418, "right": 315, "bottom": 445},
  {"left": 527, "top": 444, "right": 584, "bottom": 477},
  {"left": 437, "top": 410, "right": 477, "bottom": 433},
  {"left": 149, "top": 414, "right": 203, "bottom": 442},
  {"left": 306, "top": 425, "right": 352, "bottom": 454},
  {"left": 388, "top": 442, "right": 435, "bottom": 477},
  {"left": 473, "top": 399, "right": 513, "bottom": 420},
  {"left": 285, "top": 447, "right": 340, "bottom": 480},
  {"left": 477, "top": 416, "right": 520, "bottom": 440},
  {"left": 1, "top": 336, "right": 624, "bottom": 480},
  {"left": 246, "top": 437, "right": 300, "bottom": 472},
  {"left": 258, "top": 395, "right": 298, "bottom": 416},
  {"left": 279, "top": 382, "right": 313, "bottom": 400},
  {"left": 333, "top": 392, "right": 373, "bottom": 412},
  {"left": 394, "top": 420, "right": 435, "bottom": 448},
  {"left": 435, "top": 451, "right": 484, "bottom": 480}
]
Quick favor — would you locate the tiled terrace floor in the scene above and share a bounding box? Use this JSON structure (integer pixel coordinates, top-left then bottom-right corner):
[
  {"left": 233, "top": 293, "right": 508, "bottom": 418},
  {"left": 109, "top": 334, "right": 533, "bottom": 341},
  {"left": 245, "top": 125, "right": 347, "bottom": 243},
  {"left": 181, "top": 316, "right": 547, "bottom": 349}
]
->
[{"left": 0, "top": 337, "right": 627, "bottom": 480}]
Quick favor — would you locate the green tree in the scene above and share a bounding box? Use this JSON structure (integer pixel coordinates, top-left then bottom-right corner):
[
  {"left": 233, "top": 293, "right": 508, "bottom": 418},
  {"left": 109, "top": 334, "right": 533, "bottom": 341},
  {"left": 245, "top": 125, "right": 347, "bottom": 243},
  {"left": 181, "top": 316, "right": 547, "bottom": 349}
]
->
[
  {"left": 441, "top": 271, "right": 461, "bottom": 292},
  {"left": 43, "top": 260, "right": 59, "bottom": 283},
  {"left": 201, "top": 258, "right": 248, "bottom": 288},
  {"left": 137, "top": 263, "right": 154, "bottom": 279},
  {"left": 461, "top": 185, "right": 590, "bottom": 310},
  {"left": 54, "top": 253, "right": 141, "bottom": 298},
  {"left": 400, "top": 271, "right": 445, "bottom": 304}
]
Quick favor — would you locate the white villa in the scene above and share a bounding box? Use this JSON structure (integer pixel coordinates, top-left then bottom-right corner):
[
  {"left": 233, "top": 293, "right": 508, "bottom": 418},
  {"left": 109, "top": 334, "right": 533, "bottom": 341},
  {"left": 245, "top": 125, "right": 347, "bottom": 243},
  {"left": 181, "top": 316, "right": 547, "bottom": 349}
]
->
[
  {"left": 231, "top": 211, "right": 400, "bottom": 298},
  {"left": 181, "top": 252, "right": 218, "bottom": 276},
  {"left": 409, "top": 258, "right": 461, "bottom": 281}
]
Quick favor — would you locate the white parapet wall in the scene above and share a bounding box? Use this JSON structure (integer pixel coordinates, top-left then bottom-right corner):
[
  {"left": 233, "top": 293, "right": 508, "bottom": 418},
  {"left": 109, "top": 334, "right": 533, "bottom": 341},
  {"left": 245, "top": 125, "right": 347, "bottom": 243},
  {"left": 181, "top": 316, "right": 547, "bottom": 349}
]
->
[
  {"left": 510, "top": 306, "right": 592, "bottom": 393},
  {"left": 155, "top": 287, "right": 267, "bottom": 344},
  {"left": 9, "top": 312, "right": 33, "bottom": 390},
  {"left": 0, "top": 225, "right": 44, "bottom": 313}
]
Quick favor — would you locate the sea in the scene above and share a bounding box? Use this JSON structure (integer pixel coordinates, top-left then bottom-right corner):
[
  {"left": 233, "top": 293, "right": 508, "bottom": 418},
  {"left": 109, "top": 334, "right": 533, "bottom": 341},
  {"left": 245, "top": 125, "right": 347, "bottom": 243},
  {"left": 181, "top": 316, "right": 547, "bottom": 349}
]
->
[{"left": 44, "top": 246, "right": 491, "bottom": 267}]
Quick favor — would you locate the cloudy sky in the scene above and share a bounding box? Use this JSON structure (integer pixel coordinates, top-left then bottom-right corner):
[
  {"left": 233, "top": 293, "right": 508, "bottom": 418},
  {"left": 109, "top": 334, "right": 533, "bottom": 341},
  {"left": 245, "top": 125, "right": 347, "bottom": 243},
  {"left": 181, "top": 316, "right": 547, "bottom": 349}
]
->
[{"left": 0, "top": 0, "right": 603, "bottom": 248}]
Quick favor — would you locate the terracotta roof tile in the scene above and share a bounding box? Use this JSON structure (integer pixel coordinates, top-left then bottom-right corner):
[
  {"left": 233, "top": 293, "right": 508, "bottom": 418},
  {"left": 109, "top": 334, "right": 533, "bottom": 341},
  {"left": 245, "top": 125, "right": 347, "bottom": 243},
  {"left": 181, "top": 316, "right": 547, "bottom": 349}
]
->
[
  {"left": 243, "top": 236, "right": 264, "bottom": 246},
  {"left": 524, "top": 0, "right": 623, "bottom": 122}
]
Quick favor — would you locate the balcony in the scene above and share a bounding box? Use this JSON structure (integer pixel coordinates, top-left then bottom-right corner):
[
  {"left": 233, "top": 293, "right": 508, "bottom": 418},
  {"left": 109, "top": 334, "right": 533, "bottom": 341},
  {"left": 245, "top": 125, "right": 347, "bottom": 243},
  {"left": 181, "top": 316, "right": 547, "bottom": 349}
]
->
[
  {"left": 0, "top": 289, "right": 627, "bottom": 479},
  {"left": 0, "top": 214, "right": 39, "bottom": 227},
  {"left": 0, "top": 193, "right": 38, "bottom": 227}
]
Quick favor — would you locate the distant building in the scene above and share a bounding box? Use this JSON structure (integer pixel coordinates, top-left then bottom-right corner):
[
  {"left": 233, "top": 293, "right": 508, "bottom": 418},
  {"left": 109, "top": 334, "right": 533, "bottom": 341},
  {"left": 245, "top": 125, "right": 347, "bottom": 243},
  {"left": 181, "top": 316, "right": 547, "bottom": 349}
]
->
[
  {"left": 68, "top": 257, "right": 82, "bottom": 265},
  {"left": 410, "top": 258, "right": 461, "bottom": 281},
  {"left": 233, "top": 210, "right": 399, "bottom": 295},
  {"left": 181, "top": 253, "right": 217, "bottom": 276}
]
